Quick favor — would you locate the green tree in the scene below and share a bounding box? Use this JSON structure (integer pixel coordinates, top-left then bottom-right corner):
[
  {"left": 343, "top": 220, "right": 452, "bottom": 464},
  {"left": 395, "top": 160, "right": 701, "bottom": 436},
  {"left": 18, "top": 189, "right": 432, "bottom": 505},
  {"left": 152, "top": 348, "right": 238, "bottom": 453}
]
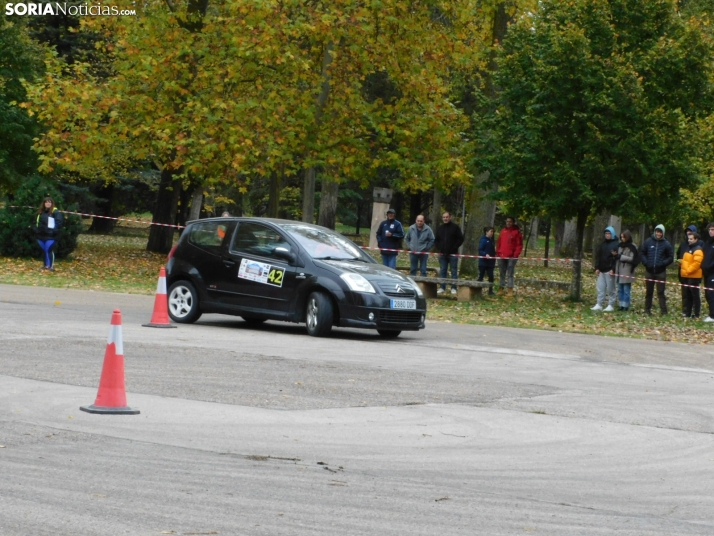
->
[
  {"left": 27, "top": 0, "right": 484, "bottom": 248},
  {"left": 0, "top": 13, "right": 44, "bottom": 195},
  {"left": 0, "top": 175, "right": 82, "bottom": 258},
  {"left": 481, "top": 0, "right": 714, "bottom": 298}
]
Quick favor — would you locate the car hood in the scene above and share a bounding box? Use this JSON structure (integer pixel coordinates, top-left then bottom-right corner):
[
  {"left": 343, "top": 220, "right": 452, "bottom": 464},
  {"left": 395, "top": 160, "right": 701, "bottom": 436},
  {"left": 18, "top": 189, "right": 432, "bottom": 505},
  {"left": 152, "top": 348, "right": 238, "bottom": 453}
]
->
[{"left": 318, "top": 259, "right": 413, "bottom": 283}]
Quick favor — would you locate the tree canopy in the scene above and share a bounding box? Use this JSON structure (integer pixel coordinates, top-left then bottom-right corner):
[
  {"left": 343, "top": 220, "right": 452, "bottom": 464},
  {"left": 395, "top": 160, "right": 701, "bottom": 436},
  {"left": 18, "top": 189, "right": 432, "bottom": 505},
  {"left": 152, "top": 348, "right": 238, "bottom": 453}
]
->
[{"left": 479, "top": 0, "right": 714, "bottom": 297}]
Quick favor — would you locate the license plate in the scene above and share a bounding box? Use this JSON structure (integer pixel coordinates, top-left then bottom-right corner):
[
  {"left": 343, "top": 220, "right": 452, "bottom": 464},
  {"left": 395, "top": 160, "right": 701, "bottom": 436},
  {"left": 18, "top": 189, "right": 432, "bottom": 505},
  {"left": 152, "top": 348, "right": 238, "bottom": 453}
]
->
[{"left": 390, "top": 299, "right": 416, "bottom": 310}]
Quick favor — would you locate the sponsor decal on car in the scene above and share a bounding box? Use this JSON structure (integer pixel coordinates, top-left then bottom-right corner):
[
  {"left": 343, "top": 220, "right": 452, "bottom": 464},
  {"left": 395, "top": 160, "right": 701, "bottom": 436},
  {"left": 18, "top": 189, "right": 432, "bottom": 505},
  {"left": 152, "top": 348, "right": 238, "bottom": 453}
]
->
[{"left": 237, "top": 258, "right": 285, "bottom": 288}]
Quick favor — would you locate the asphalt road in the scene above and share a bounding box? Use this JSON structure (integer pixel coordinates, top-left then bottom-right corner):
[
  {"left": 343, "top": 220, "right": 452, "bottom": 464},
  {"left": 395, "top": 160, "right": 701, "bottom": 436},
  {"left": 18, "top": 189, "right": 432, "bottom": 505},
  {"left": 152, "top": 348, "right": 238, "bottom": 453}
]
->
[{"left": 1, "top": 283, "right": 714, "bottom": 535}]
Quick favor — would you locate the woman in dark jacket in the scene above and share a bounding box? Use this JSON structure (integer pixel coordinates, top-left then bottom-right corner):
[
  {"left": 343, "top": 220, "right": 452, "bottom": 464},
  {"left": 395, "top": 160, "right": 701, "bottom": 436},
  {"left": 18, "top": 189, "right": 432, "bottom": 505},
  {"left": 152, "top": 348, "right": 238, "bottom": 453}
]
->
[
  {"left": 35, "top": 197, "right": 63, "bottom": 271},
  {"left": 614, "top": 230, "right": 638, "bottom": 311}
]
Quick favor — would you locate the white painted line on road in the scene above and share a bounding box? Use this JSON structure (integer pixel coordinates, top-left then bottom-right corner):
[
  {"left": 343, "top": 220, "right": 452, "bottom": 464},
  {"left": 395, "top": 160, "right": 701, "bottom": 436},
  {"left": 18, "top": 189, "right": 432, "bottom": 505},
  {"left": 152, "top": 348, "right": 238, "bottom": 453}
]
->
[
  {"left": 628, "top": 363, "right": 714, "bottom": 374},
  {"left": 405, "top": 341, "right": 714, "bottom": 375},
  {"left": 404, "top": 341, "right": 582, "bottom": 361}
]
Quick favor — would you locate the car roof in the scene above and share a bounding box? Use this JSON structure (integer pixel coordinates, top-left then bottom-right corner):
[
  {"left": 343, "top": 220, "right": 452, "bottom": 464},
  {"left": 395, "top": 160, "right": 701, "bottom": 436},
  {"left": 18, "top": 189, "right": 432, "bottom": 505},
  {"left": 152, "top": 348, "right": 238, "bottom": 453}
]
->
[{"left": 186, "top": 216, "right": 330, "bottom": 231}]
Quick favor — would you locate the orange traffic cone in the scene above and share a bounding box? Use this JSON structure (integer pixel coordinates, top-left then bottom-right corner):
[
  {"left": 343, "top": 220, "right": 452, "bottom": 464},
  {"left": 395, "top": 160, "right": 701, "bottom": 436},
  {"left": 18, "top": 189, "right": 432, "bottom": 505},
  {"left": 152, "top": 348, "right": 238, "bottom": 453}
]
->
[
  {"left": 142, "top": 266, "right": 176, "bottom": 328},
  {"left": 80, "top": 309, "right": 139, "bottom": 415}
]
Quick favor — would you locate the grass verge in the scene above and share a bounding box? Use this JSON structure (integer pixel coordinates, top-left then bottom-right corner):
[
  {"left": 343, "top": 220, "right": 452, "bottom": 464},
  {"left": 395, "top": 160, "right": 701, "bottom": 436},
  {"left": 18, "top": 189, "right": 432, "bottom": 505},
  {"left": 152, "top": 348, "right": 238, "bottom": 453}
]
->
[{"left": 1, "top": 228, "right": 711, "bottom": 343}]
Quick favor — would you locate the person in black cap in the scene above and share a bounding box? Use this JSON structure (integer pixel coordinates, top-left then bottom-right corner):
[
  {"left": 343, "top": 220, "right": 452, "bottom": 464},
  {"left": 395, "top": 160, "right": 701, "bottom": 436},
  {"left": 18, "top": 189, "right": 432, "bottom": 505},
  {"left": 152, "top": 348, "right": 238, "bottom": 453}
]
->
[{"left": 375, "top": 208, "right": 404, "bottom": 269}]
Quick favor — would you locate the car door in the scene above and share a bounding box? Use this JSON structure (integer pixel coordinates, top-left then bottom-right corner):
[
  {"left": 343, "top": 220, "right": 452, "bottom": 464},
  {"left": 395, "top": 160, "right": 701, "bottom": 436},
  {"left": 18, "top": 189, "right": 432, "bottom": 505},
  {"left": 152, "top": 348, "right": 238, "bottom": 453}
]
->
[
  {"left": 222, "top": 222, "right": 299, "bottom": 317},
  {"left": 184, "top": 220, "right": 236, "bottom": 304}
]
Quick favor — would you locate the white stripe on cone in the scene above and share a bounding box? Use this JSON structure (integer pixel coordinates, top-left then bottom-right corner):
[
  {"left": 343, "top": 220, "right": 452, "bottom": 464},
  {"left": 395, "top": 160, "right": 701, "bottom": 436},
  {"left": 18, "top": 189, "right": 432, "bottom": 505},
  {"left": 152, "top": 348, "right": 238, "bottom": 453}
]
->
[
  {"left": 107, "top": 324, "right": 124, "bottom": 356},
  {"left": 156, "top": 275, "right": 167, "bottom": 295}
]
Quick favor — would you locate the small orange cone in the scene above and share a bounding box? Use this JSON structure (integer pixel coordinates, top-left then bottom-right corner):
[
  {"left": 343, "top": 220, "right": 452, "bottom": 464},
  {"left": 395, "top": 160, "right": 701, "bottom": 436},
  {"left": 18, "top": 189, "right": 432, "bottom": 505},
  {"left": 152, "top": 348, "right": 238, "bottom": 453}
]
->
[
  {"left": 80, "top": 309, "right": 139, "bottom": 415},
  {"left": 143, "top": 267, "right": 176, "bottom": 328}
]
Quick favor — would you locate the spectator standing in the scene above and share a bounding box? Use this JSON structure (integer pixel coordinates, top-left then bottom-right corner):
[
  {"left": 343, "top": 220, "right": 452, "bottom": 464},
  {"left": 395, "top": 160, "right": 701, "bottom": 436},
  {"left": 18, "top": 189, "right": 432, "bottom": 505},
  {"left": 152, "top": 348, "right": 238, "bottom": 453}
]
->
[
  {"left": 640, "top": 224, "right": 674, "bottom": 315},
  {"left": 435, "top": 212, "right": 464, "bottom": 295},
  {"left": 591, "top": 226, "right": 619, "bottom": 312},
  {"left": 495, "top": 216, "right": 523, "bottom": 297},
  {"left": 614, "top": 230, "right": 637, "bottom": 312},
  {"left": 478, "top": 227, "right": 496, "bottom": 296},
  {"left": 375, "top": 208, "right": 404, "bottom": 269},
  {"left": 404, "top": 215, "right": 435, "bottom": 277},
  {"left": 701, "top": 223, "right": 714, "bottom": 323},
  {"left": 34, "top": 196, "right": 63, "bottom": 272},
  {"left": 676, "top": 225, "right": 699, "bottom": 314},
  {"left": 680, "top": 232, "right": 704, "bottom": 319}
]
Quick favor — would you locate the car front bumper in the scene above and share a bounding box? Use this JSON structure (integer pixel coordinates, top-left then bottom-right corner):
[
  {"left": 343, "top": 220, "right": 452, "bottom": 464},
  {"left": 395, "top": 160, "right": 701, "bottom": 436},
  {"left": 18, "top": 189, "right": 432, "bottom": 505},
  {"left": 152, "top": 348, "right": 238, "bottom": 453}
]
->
[{"left": 338, "top": 292, "right": 427, "bottom": 331}]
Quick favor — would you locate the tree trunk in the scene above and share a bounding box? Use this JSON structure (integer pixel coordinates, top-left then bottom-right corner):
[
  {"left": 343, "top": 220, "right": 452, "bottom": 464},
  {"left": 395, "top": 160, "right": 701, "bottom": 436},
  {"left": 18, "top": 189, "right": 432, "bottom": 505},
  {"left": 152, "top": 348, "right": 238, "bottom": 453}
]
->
[
  {"left": 355, "top": 201, "right": 362, "bottom": 235},
  {"left": 317, "top": 179, "right": 340, "bottom": 229},
  {"left": 430, "top": 188, "right": 442, "bottom": 228},
  {"left": 409, "top": 192, "right": 422, "bottom": 226},
  {"left": 318, "top": 179, "right": 339, "bottom": 229},
  {"left": 526, "top": 216, "right": 539, "bottom": 256},
  {"left": 570, "top": 210, "right": 589, "bottom": 301},
  {"left": 268, "top": 172, "right": 282, "bottom": 218},
  {"left": 461, "top": 172, "right": 496, "bottom": 278},
  {"left": 88, "top": 183, "right": 117, "bottom": 233},
  {"left": 147, "top": 168, "right": 181, "bottom": 254},
  {"left": 188, "top": 188, "right": 203, "bottom": 221},
  {"left": 591, "top": 211, "right": 611, "bottom": 269},
  {"left": 302, "top": 167, "right": 316, "bottom": 223},
  {"left": 544, "top": 217, "right": 552, "bottom": 268},
  {"left": 554, "top": 221, "right": 565, "bottom": 257},
  {"left": 561, "top": 218, "right": 578, "bottom": 258},
  {"left": 302, "top": 41, "right": 335, "bottom": 223}
]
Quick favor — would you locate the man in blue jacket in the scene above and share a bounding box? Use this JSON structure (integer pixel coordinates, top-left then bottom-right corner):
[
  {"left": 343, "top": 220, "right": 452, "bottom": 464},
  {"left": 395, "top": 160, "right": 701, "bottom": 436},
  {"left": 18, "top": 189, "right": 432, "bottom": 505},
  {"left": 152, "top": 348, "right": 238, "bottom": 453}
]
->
[
  {"left": 376, "top": 208, "right": 404, "bottom": 269},
  {"left": 640, "top": 224, "right": 674, "bottom": 315}
]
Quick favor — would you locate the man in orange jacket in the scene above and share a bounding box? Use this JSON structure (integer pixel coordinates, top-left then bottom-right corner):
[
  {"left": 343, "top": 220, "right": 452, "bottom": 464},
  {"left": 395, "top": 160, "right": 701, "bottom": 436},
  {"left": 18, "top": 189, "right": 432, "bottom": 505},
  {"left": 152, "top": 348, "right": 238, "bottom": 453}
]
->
[{"left": 496, "top": 216, "right": 523, "bottom": 297}]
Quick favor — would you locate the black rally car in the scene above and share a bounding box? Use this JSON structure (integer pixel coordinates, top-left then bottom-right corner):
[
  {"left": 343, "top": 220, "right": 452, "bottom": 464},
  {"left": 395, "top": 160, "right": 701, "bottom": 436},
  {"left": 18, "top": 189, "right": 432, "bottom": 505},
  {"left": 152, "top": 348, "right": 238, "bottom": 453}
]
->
[{"left": 165, "top": 217, "right": 427, "bottom": 337}]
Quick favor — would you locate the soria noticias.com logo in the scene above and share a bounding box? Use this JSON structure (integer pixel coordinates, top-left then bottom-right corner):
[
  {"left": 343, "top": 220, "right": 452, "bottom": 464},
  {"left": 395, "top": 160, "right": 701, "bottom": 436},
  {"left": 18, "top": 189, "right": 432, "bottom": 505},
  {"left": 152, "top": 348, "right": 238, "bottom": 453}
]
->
[{"left": 5, "top": 3, "right": 136, "bottom": 16}]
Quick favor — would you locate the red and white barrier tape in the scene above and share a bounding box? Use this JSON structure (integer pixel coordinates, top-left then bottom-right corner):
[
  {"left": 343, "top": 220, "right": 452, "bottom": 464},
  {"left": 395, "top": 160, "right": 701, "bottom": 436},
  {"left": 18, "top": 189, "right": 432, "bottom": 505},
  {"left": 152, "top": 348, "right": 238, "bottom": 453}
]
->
[
  {"left": 8, "top": 205, "right": 714, "bottom": 294},
  {"left": 61, "top": 210, "right": 185, "bottom": 229},
  {"left": 7, "top": 206, "right": 185, "bottom": 229},
  {"left": 616, "top": 273, "right": 714, "bottom": 292},
  {"left": 359, "top": 245, "right": 579, "bottom": 263}
]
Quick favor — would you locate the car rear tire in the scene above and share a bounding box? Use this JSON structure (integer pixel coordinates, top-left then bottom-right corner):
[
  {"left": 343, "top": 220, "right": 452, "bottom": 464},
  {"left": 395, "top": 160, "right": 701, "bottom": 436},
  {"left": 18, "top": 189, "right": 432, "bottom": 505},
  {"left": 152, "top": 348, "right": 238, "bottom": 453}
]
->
[
  {"left": 305, "top": 292, "right": 333, "bottom": 337},
  {"left": 168, "top": 280, "right": 202, "bottom": 324},
  {"left": 242, "top": 316, "right": 267, "bottom": 324},
  {"left": 377, "top": 330, "right": 401, "bottom": 339}
]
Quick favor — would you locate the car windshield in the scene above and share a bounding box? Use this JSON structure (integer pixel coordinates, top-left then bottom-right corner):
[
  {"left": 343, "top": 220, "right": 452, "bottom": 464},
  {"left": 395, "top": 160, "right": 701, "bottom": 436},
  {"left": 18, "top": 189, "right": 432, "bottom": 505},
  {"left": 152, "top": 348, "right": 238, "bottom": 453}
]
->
[{"left": 281, "top": 224, "right": 371, "bottom": 261}]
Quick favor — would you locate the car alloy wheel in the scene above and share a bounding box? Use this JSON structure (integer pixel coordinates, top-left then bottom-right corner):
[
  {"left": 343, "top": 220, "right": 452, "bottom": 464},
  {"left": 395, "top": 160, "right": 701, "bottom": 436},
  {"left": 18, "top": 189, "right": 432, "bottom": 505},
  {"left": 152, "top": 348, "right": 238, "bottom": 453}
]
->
[
  {"left": 306, "top": 291, "right": 333, "bottom": 337},
  {"left": 168, "top": 280, "right": 202, "bottom": 323}
]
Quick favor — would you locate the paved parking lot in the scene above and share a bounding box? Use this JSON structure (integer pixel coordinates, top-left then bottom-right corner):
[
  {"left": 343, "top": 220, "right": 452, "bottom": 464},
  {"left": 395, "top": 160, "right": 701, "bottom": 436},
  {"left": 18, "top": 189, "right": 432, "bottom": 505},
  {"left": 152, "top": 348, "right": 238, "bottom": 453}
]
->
[{"left": 1, "top": 284, "right": 714, "bottom": 535}]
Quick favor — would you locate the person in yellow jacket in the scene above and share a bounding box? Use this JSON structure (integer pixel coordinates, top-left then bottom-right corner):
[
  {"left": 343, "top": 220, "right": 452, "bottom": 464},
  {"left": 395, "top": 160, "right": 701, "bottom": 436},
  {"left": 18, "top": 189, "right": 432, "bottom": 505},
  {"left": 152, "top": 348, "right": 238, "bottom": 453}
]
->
[{"left": 679, "top": 232, "right": 703, "bottom": 319}]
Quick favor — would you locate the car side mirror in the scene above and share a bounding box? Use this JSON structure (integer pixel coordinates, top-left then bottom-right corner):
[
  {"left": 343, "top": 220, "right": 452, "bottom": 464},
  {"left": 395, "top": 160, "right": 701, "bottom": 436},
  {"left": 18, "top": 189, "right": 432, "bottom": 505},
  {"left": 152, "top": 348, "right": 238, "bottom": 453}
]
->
[{"left": 274, "top": 246, "right": 297, "bottom": 265}]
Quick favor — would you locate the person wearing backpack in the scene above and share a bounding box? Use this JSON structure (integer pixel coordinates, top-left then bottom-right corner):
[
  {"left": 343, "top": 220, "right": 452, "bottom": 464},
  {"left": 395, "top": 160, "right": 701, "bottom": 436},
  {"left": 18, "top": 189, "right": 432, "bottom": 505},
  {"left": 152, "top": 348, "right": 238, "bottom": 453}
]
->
[
  {"left": 639, "top": 224, "right": 674, "bottom": 315},
  {"left": 614, "top": 230, "right": 638, "bottom": 312},
  {"left": 34, "top": 196, "right": 63, "bottom": 271}
]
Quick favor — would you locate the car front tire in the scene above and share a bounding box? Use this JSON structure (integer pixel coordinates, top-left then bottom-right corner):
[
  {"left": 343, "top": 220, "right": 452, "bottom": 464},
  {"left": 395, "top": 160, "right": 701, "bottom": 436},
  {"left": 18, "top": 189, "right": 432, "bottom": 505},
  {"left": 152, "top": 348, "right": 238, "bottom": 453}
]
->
[
  {"left": 305, "top": 291, "right": 333, "bottom": 337},
  {"left": 168, "top": 280, "right": 202, "bottom": 324},
  {"left": 377, "top": 330, "right": 401, "bottom": 339}
]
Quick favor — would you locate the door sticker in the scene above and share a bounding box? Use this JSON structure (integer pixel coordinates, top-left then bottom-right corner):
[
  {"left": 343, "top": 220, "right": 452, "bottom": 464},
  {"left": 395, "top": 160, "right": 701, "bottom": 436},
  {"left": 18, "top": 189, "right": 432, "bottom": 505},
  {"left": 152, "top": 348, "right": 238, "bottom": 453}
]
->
[{"left": 238, "top": 258, "right": 285, "bottom": 288}]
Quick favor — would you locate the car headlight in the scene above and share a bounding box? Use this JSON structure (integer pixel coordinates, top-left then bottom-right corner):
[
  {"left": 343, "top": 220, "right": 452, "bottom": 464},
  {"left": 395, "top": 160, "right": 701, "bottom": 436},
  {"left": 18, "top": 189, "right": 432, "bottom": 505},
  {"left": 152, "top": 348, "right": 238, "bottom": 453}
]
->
[
  {"left": 407, "top": 277, "right": 424, "bottom": 298},
  {"left": 340, "top": 273, "right": 376, "bottom": 293}
]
